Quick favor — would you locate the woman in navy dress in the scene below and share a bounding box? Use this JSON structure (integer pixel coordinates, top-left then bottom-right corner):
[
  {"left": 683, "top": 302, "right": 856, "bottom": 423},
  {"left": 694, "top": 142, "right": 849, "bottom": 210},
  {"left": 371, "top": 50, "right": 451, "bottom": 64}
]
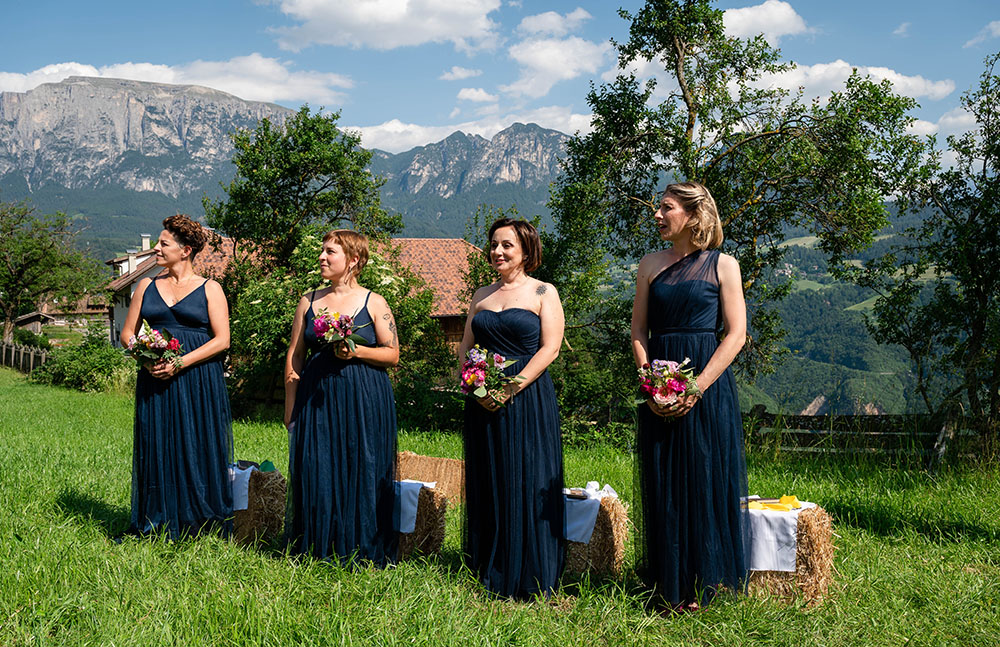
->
[
  {"left": 121, "top": 214, "right": 233, "bottom": 538},
  {"left": 460, "top": 218, "right": 565, "bottom": 599},
  {"left": 630, "top": 182, "right": 750, "bottom": 610},
  {"left": 284, "top": 229, "right": 400, "bottom": 565}
]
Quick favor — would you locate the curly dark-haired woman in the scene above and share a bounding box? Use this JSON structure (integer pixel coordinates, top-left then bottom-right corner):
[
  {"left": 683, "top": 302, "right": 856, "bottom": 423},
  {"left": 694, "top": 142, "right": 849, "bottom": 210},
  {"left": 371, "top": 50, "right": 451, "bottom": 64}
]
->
[{"left": 120, "top": 214, "right": 233, "bottom": 538}]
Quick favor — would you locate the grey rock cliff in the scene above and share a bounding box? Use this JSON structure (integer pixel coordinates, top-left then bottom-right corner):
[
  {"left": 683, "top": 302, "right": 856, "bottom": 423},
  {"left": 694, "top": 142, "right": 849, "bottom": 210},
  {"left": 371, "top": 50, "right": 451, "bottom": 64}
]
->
[{"left": 0, "top": 76, "right": 291, "bottom": 196}]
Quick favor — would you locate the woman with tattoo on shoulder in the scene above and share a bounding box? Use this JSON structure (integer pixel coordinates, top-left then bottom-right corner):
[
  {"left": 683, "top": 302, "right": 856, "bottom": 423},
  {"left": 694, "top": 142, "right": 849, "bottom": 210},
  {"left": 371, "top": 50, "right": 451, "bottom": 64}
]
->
[
  {"left": 284, "top": 229, "right": 400, "bottom": 565},
  {"left": 459, "top": 217, "right": 566, "bottom": 599}
]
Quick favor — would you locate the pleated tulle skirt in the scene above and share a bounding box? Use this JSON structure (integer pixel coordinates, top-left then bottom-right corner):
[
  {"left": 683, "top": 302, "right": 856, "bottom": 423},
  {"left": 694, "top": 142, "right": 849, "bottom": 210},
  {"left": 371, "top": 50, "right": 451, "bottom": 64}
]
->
[
  {"left": 287, "top": 352, "right": 398, "bottom": 565},
  {"left": 463, "top": 361, "right": 565, "bottom": 599},
  {"left": 131, "top": 327, "right": 234, "bottom": 538},
  {"left": 635, "top": 332, "right": 749, "bottom": 606}
]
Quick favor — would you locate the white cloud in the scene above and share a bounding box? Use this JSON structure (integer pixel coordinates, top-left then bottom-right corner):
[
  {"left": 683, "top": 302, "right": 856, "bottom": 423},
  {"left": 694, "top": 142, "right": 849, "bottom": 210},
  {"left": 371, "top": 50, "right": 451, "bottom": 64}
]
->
[
  {"left": 723, "top": 0, "right": 810, "bottom": 44},
  {"left": 449, "top": 106, "right": 462, "bottom": 119},
  {"left": 501, "top": 36, "right": 611, "bottom": 98},
  {"left": 457, "top": 87, "right": 497, "bottom": 102},
  {"left": 893, "top": 22, "right": 911, "bottom": 37},
  {"left": 761, "top": 60, "right": 954, "bottom": 102},
  {"left": 440, "top": 66, "right": 482, "bottom": 81},
  {"left": 517, "top": 7, "right": 591, "bottom": 37},
  {"left": 0, "top": 54, "right": 353, "bottom": 105},
  {"left": 964, "top": 20, "right": 1000, "bottom": 48},
  {"left": 349, "top": 104, "right": 592, "bottom": 153},
  {"left": 269, "top": 0, "right": 502, "bottom": 53},
  {"left": 906, "top": 108, "right": 978, "bottom": 150}
]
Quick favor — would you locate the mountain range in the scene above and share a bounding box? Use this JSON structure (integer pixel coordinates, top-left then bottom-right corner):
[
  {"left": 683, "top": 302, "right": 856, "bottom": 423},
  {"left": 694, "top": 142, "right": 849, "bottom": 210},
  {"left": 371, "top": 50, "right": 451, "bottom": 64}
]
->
[{"left": 0, "top": 76, "right": 568, "bottom": 259}]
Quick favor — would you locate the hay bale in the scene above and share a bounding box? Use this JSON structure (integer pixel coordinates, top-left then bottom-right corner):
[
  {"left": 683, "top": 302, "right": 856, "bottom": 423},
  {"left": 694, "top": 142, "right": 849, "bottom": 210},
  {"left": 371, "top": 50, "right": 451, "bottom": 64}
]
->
[
  {"left": 565, "top": 496, "right": 629, "bottom": 577},
  {"left": 233, "top": 469, "right": 287, "bottom": 546},
  {"left": 748, "top": 506, "right": 834, "bottom": 604},
  {"left": 396, "top": 451, "right": 465, "bottom": 503},
  {"left": 398, "top": 486, "right": 448, "bottom": 559}
]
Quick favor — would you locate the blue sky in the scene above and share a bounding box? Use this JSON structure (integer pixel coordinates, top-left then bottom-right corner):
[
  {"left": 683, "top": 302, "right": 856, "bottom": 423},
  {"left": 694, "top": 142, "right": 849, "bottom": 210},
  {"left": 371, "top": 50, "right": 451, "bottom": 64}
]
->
[{"left": 1, "top": 1, "right": 997, "bottom": 152}]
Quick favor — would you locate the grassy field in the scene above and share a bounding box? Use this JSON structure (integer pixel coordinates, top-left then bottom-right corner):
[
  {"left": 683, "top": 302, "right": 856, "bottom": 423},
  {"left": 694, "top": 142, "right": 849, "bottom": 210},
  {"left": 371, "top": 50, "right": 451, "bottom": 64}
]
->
[{"left": 1, "top": 367, "right": 998, "bottom": 646}]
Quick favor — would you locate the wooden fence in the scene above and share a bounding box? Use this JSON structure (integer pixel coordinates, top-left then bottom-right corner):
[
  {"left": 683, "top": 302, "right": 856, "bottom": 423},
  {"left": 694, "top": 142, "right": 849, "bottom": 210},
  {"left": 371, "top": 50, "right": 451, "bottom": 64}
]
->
[
  {"left": 743, "top": 404, "right": 975, "bottom": 464},
  {"left": 0, "top": 342, "right": 49, "bottom": 373}
]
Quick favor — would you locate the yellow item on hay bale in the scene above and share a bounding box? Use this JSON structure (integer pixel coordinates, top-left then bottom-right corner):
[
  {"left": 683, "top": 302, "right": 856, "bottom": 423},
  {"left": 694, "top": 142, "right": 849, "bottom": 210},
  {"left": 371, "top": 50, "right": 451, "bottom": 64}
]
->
[
  {"left": 397, "top": 451, "right": 465, "bottom": 503},
  {"left": 399, "top": 486, "right": 448, "bottom": 558},
  {"left": 232, "top": 469, "right": 287, "bottom": 546},
  {"left": 747, "top": 506, "right": 835, "bottom": 604},
  {"left": 565, "top": 496, "right": 630, "bottom": 577}
]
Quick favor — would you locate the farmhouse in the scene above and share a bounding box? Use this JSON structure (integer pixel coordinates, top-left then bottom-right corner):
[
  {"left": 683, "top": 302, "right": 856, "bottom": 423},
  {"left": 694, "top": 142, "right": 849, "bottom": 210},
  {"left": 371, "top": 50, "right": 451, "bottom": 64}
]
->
[{"left": 105, "top": 235, "right": 478, "bottom": 346}]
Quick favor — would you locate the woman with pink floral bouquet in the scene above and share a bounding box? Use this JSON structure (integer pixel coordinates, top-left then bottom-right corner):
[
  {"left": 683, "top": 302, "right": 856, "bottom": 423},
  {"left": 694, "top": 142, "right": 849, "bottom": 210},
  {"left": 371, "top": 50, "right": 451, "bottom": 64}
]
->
[
  {"left": 120, "top": 214, "right": 233, "bottom": 539},
  {"left": 459, "top": 217, "right": 565, "bottom": 600},
  {"left": 284, "top": 229, "right": 400, "bottom": 565},
  {"left": 630, "top": 182, "right": 750, "bottom": 611}
]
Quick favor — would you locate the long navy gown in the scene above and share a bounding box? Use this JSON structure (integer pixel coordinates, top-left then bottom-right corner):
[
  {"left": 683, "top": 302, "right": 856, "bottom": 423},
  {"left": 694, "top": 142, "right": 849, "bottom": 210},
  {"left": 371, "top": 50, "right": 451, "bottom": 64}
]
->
[
  {"left": 131, "top": 278, "right": 234, "bottom": 538},
  {"left": 287, "top": 291, "right": 398, "bottom": 565},
  {"left": 636, "top": 250, "right": 750, "bottom": 606},
  {"left": 463, "top": 308, "right": 565, "bottom": 599}
]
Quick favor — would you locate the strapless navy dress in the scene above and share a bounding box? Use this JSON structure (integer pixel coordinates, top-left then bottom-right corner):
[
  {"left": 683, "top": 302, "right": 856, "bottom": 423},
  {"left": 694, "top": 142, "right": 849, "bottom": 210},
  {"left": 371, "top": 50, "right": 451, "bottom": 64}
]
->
[
  {"left": 287, "top": 291, "right": 398, "bottom": 565},
  {"left": 463, "top": 307, "right": 565, "bottom": 599},
  {"left": 131, "top": 278, "right": 233, "bottom": 538},
  {"left": 636, "top": 250, "right": 750, "bottom": 606}
]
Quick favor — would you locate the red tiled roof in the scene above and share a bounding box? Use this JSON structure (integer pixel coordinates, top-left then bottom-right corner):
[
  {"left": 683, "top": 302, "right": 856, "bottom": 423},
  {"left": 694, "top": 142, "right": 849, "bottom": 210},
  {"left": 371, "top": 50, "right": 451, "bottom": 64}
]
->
[
  {"left": 104, "top": 248, "right": 156, "bottom": 265},
  {"left": 393, "top": 238, "right": 480, "bottom": 317},
  {"left": 104, "top": 236, "right": 477, "bottom": 318}
]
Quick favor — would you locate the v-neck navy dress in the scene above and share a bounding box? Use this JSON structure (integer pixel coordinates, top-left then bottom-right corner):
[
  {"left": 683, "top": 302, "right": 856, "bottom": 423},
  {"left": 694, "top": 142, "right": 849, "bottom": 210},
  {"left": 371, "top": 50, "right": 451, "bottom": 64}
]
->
[
  {"left": 463, "top": 307, "right": 565, "bottom": 599},
  {"left": 635, "top": 250, "right": 750, "bottom": 606},
  {"left": 286, "top": 291, "right": 398, "bottom": 565},
  {"left": 130, "top": 278, "right": 234, "bottom": 538}
]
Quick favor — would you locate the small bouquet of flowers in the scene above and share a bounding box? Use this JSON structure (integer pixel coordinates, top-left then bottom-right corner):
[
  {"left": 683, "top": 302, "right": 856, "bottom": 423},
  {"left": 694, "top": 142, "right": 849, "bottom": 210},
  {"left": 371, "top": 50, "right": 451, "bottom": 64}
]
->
[
  {"left": 460, "top": 344, "right": 521, "bottom": 404},
  {"left": 125, "top": 320, "right": 184, "bottom": 368},
  {"left": 313, "top": 307, "right": 371, "bottom": 352},
  {"left": 637, "top": 358, "right": 701, "bottom": 406}
]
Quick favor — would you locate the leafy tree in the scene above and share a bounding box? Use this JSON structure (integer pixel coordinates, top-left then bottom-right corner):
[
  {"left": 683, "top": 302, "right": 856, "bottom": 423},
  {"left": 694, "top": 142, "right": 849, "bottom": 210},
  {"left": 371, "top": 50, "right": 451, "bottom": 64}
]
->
[
  {"left": 546, "top": 0, "right": 928, "bottom": 392},
  {"left": 204, "top": 108, "right": 448, "bottom": 416},
  {"left": 0, "top": 199, "right": 102, "bottom": 341},
  {"left": 203, "top": 105, "right": 401, "bottom": 268},
  {"left": 855, "top": 52, "right": 1000, "bottom": 433}
]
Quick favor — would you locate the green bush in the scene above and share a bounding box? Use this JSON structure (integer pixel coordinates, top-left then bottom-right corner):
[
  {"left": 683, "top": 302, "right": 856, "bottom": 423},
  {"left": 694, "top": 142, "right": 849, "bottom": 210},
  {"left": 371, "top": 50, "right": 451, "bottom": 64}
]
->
[
  {"left": 31, "top": 324, "right": 130, "bottom": 392},
  {"left": 13, "top": 327, "right": 51, "bottom": 350},
  {"left": 224, "top": 229, "right": 453, "bottom": 419}
]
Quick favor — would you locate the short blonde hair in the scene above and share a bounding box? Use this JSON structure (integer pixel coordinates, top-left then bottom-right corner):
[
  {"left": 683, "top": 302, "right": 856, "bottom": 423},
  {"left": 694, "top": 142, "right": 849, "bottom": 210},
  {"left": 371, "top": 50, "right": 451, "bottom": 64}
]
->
[
  {"left": 322, "top": 229, "right": 369, "bottom": 278},
  {"left": 664, "top": 181, "right": 724, "bottom": 250}
]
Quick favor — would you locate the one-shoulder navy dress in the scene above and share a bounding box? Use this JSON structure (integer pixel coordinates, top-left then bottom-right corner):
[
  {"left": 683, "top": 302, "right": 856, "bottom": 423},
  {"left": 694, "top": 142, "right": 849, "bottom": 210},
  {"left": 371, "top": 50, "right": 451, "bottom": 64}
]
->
[
  {"left": 636, "top": 250, "right": 750, "bottom": 606},
  {"left": 131, "top": 278, "right": 234, "bottom": 538},
  {"left": 463, "top": 307, "right": 565, "bottom": 599},
  {"left": 287, "top": 291, "right": 398, "bottom": 565}
]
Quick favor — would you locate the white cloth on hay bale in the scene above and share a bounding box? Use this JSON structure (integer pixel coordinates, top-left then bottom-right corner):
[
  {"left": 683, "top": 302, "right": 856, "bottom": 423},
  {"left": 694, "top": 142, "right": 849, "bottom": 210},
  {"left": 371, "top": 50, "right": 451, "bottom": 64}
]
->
[
  {"left": 395, "top": 479, "right": 436, "bottom": 533},
  {"left": 228, "top": 464, "right": 256, "bottom": 511},
  {"left": 563, "top": 481, "right": 618, "bottom": 543},
  {"left": 746, "top": 498, "right": 818, "bottom": 572}
]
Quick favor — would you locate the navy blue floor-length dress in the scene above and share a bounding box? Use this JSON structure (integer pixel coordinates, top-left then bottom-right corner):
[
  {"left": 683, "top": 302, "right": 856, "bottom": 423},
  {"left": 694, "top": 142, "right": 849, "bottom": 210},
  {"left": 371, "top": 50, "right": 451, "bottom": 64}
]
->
[
  {"left": 463, "top": 308, "right": 565, "bottom": 599},
  {"left": 131, "top": 278, "right": 234, "bottom": 538},
  {"left": 287, "top": 291, "right": 398, "bottom": 565},
  {"left": 636, "top": 250, "right": 749, "bottom": 606}
]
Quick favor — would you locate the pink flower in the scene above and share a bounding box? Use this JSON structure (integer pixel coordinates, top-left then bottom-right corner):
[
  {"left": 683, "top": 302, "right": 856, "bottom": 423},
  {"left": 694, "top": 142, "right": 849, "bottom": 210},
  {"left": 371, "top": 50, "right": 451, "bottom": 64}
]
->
[
  {"left": 167, "top": 338, "right": 181, "bottom": 351},
  {"left": 652, "top": 387, "right": 678, "bottom": 406},
  {"left": 666, "top": 378, "right": 685, "bottom": 394}
]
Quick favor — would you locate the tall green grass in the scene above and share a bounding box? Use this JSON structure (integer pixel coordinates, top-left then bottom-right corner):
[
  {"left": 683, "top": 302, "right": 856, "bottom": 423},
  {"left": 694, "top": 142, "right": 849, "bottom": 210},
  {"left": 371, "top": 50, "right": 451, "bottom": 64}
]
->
[{"left": 1, "top": 368, "right": 998, "bottom": 646}]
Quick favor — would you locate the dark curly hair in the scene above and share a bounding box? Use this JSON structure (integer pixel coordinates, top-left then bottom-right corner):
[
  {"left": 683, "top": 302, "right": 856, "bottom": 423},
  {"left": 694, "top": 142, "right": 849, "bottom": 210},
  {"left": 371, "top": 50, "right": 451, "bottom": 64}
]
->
[{"left": 162, "top": 214, "right": 207, "bottom": 258}]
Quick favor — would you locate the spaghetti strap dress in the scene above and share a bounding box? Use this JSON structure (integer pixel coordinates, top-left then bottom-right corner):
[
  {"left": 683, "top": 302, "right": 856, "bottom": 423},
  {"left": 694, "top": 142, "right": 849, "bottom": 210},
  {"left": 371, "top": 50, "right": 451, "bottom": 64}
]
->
[
  {"left": 287, "top": 291, "right": 398, "bottom": 565},
  {"left": 130, "top": 278, "right": 234, "bottom": 538},
  {"left": 636, "top": 250, "right": 750, "bottom": 606},
  {"left": 463, "top": 307, "right": 565, "bottom": 599}
]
